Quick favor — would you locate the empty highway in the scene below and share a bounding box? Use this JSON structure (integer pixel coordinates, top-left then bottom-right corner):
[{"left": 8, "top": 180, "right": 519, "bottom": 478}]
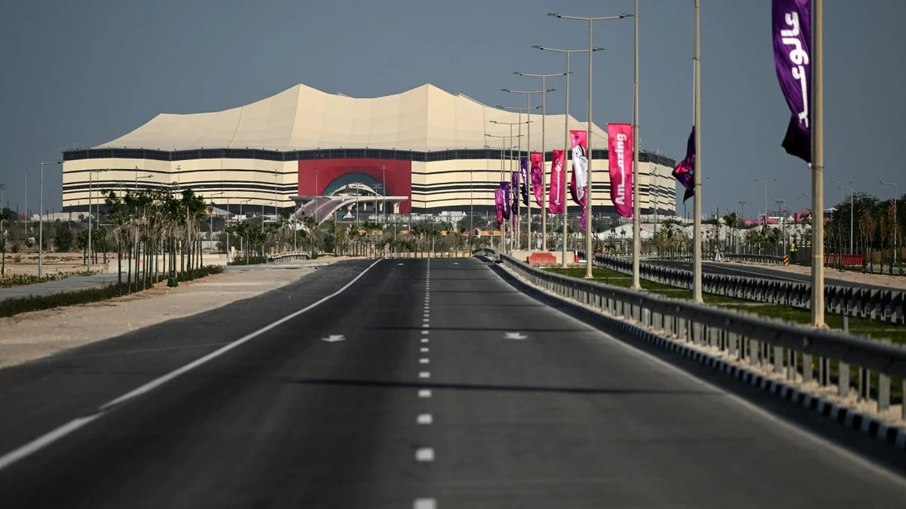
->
[{"left": 0, "top": 258, "right": 903, "bottom": 508}]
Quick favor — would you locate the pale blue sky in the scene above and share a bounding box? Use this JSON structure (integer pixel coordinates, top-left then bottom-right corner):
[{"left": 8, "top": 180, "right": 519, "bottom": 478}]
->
[{"left": 1, "top": 0, "right": 903, "bottom": 219}]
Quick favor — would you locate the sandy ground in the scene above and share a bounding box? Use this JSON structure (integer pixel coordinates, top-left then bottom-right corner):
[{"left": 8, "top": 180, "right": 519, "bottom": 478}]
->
[{"left": 0, "top": 262, "right": 316, "bottom": 369}]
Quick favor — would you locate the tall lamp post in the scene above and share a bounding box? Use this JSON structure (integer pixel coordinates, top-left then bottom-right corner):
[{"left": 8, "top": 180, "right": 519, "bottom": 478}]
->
[
  {"left": 485, "top": 133, "right": 514, "bottom": 255},
  {"left": 776, "top": 199, "right": 786, "bottom": 259},
  {"left": 490, "top": 119, "right": 525, "bottom": 248},
  {"left": 754, "top": 178, "right": 776, "bottom": 225},
  {"left": 881, "top": 180, "right": 898, "bottom": 267},
  {"left": 87, "top": 168, "right": 108, "bottom": 270},
  {"left": 549, "top": 10, "right": 632, "bottom": 278},
  {"left": 38, "top": 161, "right": 61, "bottom": 279},
  {"left": 502, "top": 87, "right": 548, "bottom": 250},
  {"left": 514, "top": 71, "right": 564, "bottom": 252},
  {"left": 738, "top": 200, "right": 748, "bottom": 253},
  {"left": 134, "top": 169, "right": 153, "bottom": 192},
  {"left": 533, "top": 45, "right": 602, "bottom": 268},
  {"left": 497, "top": 104, "right": 540, "bottom": 250}
]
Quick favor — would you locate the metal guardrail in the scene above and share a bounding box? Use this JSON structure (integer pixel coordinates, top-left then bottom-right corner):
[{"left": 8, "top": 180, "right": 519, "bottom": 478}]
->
[
  {"left": 494, "top": 253, "right": 906, "bottom": 422},
  {"left": 722, "top": 253, "right": 785, "bottom": 264},
  {"left": 267, "top": 251, "right": 312, "bottom": 262},
  {"left": 595, "top": 255, "right": 906, "bottom": 326}
]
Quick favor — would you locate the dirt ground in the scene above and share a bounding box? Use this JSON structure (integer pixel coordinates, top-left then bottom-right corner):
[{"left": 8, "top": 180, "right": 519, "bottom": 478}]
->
[{"left": 0, "top": 261, "right": 315, "bottom": 369}]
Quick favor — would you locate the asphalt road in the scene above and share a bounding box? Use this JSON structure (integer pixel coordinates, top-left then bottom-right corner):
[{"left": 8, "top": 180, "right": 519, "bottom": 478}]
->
[{"left": 0, "top": 258, "right": 904, "bottom": 508}]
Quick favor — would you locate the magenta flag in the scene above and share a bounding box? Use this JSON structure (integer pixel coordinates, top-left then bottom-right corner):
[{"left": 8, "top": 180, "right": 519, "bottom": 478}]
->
[
  {"left": 494, "top": 188, "right": 504, "bottom": 227},
  {"left": 569, "top": 130, "right": 588, "bottom": 206},
  {"left": 520, "top": 157, "right": 530, "bottom": 206},
  {"left": 672, "top": 127, "right": 695, "bottom": 203},
  {"left": 772, "top": 0, "right": 811, "bottom": 162},
  {"left": 607, "top": 123, "right": 633, "bottom": 218},
  {"left": 530, "top": 152, "right": 543, "bottom": 207},
  {"left": 501, "top": 181, "right": 511, "bottom": 220},
  {"left": 511, "top": 171, "right": 520, "bottom": 215},
  {"left": 549, "top": 149, "right": 566, "bottom": 215}
]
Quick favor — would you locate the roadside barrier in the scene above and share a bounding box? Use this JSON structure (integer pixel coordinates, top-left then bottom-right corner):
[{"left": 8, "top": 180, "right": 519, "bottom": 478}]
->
[
  {"left": 594, "top": 255, "right": 906, "bottom": 326},
  {"left": 492, "top": 251, "right": 906, "bottom": 426}
]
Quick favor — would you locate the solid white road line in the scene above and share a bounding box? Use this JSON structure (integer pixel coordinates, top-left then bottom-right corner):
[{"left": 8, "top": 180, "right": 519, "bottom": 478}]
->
[
  {"left": 0, "top": 259, "right": 384, "bottom": 473},
  {"left": 0, "top": 415, "right": 100, "bottom": 471}
]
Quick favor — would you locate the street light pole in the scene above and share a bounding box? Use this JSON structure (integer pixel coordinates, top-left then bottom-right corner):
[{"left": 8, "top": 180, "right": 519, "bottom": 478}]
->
[
  {"left": 515, "top": 72, "right": 564, "bottom": 252},
  {"left": 549, "top": 10, "right": 631, "bottom": 278},
  {"left": 630, "top": 0, "right": 641, "bottom": 289},
  {"left": 776, "top": 199, "right": 786, "bottom": 259},
  {"left": 881, "top": 180, "right": 898, "bottom": 266},
  {"left": 491, "top": 119, "right": 526, "bottom": 249},
  {"left": 497, "top": 103, "right": 540, "bottom": 250},
  {"left": 533, "top": 46, "right": 602, "bottom": 267},
  {"left": 503, "top": 88, "right": 546, "bottom": 250},
  {"left": 87, "top": 168, "right": 108, "bottom": 270},
  {"left": 754, "top": 178, "right": 776, "bottom": 225},
  {"left": 38, "top": 161, "right": 61, "bottom": 279}
]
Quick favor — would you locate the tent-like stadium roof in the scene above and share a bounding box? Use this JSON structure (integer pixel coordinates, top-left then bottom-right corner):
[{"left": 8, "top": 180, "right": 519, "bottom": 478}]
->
[{"left": 98, "top": 83, "right": 608, "bottom": 153}]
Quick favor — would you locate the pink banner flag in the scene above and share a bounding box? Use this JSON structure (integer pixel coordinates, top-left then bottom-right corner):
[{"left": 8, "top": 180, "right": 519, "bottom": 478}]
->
[
  {"left": 569, "top": 130, "right": 588, "bottom": 206},
  {"left": 607, "top": 123, "right": 634, "bottom": 218},
  {"left": 549, "top": 149, "right": 565, "bottom": 215},
  {"left": 530, "top": 152, "right": 544, "bottom": 207},
  {"left": 569, "top": 130, "right": 588, "bottom": 231},
  {"left": 494, "top": 188, "right": 504, "bottom": 227}
]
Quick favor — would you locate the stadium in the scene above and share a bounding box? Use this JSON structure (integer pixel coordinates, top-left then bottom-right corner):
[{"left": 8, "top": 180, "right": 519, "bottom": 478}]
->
[{"left": 61, "top": 83, "right": 676, "bottom": 224}]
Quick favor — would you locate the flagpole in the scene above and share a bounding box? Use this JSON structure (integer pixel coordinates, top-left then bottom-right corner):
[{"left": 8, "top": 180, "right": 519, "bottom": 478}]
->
[
  {"left": 692, "top": 0, "right": 703, "bottom": 303},
  {"left": 811, "top": 0, "right": 825, "bottom": 326},
  {"left": 631, "top": 0, "right": 642, "bottom": 290}
]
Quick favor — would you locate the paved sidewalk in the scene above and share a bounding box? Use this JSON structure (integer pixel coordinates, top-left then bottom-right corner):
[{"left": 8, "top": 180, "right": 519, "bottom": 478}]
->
[
  {"left": 0, "top": 260, "right": 336, "bottom": 304},
  {"left": 0, "top": 261, "right": 340, "bottom": 368}
]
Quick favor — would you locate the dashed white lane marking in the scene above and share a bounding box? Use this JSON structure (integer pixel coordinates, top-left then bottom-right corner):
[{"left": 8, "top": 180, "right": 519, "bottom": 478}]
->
[
  {"left": 418, "top": 389, "right": 432, "bottom": 398},
  {"left": 421, "top": 330, "right": 430, "bottom": 335},
  {"left": 419, "top": 371, "right": 431, "bottom": 379},
  {"left": 321, "top": 334, "right": 346, "bottom": 343},
  {"left": 414, "top": 498, "right": 437, "bottom": 509},
  {"left": 397, "top": 263, "right": 405, "bottom": 266},
  {"left": 422, "top": 318, "right": 430, "bottom": 323},
  {"left": 417, "top": 413, "right": 433, "bottom": 425},
  {"left": 422, "top": 324, "right": 430, "bottom": 329},
  {"left": 0, "top": 259, "right": 386, "bottom": 473},
  {"left": 419, "top": 358, "right": 430, "bottom": 364},
  {"left": 420, "top": 347, "right": 429, "bottom": 353},
  {"left": 420, "top": 338, "right": 429, "bottom": 343},
  {"left": 504, "top": 332, "right": 528, "bottom": 340},
  {"left": 415, "top": 447, "right": 435, "bottom": 462}
]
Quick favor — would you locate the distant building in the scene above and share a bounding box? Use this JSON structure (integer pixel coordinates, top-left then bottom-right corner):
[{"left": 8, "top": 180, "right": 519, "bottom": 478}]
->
[{"left": 62, "top": 83, "right": 676, "bottom": 221}]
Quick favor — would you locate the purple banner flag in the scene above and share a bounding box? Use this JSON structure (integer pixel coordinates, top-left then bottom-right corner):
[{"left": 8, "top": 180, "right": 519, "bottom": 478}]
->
[
  {"left": 672, "top": 127, "right": 695, "bottom": 203},
  {"left": 495, "top": 188, "right": 504, "bottom": 227},
  {"left": 520, "top": 157, "right": 530, "bottom": 206},
  {"left": 772, "top": 0, "right": 811, "bottom": 163},
  {"left": 501, "top": 181, "right": 511, "bottom": 220},
  {"left": 511, "top": 171, "right": 520, "bottom": 215}
]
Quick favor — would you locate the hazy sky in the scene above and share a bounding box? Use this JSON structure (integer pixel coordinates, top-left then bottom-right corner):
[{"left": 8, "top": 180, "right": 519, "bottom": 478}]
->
[{"left": 1, "top": 0, "right": 903, "bottom": 219}]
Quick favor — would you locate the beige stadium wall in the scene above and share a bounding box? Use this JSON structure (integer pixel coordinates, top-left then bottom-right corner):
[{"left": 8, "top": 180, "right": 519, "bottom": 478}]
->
[
  {"left": 62, "top": 158, "right": 300, "bottom": 212},
  {"left": 63, "top": 154, "right": 676, "bottom": 217}
]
